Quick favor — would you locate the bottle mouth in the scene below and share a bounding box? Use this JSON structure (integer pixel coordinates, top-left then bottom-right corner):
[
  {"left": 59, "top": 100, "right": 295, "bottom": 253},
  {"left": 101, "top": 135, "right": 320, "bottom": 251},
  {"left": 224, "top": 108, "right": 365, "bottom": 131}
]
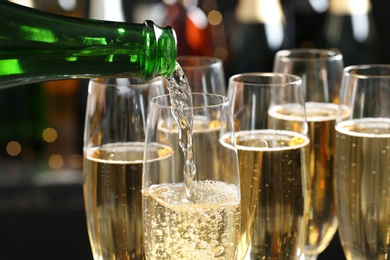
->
[
  {"left": 144, "top": 20, "right": 177, "bottom": 48},
  {"left": 144, "top": 20, "right": 177, "bottom": 78}
]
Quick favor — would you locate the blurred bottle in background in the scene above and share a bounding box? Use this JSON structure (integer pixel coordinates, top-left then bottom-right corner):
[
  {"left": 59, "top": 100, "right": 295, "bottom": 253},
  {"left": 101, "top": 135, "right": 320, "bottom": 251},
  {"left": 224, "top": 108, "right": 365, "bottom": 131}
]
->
[
  {"left": 292, "top": 0, "right": 329, "bottom": 48},
  {"left": 162, "top": 0, "right": 229, "bottom": 61},
  {"left": 128, "top": 0, "right": 166, "bottom": 25},
  {"left": 89, "top": 0, "right": 125, "bottom": 21},
  {"left": 163, "top": 0, "right": 214, "bottom": 56},
  {"left": 225, "top": 0, "right": 294, "bottom": 76},
  {"left": 321, "top": 0, "right": 379, "bottom": 65}
]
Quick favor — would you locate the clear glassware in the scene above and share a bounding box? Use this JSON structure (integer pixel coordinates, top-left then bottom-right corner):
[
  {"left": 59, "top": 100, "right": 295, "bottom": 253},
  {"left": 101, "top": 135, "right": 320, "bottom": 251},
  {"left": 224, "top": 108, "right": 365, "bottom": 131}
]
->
[
  {"left": 142, "top": 93, "right": 241, "bottom": 259},
  {"left": 227, "top": 73, "right": 310, "bottom": 259},
  {"left": 334, "top": 65, "right": 390, "bottom": 260},
  {"left": 82, "top": 77, "right": 167, "bottom": 260},
  {"left": 273, "top": 49, "right": 344, "bottom": 259},
  {"left": 176, "top": 56, "right": 227, "bottom": 96}
]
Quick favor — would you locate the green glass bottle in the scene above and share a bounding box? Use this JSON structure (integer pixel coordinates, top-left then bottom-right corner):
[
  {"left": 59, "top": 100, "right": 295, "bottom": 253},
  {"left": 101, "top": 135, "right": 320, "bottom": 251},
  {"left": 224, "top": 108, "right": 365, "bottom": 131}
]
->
[{"left": 0, "top": 1, "right": 177, "bottom": 88}]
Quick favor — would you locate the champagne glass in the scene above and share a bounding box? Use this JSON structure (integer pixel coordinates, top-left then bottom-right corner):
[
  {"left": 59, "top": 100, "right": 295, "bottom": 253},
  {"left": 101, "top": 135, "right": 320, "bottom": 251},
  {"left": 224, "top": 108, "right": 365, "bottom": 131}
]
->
[
  {"left": 83, "top": 77, "right": 167, "bottom": 260},
  {"left": 273, "top": 49, "right": 344, "bottom": 259},
  {"left": 176, "top": 56, "right": 227, "bottom": 95},
  {"left": 142, "top": 93, "right": 241, "bottom": 259},
  {"left": 334, "top": 65, "right": 390, "bottom": 259},
  {"left": 228, "top": 73, "right": 310, "bottom": 259}
]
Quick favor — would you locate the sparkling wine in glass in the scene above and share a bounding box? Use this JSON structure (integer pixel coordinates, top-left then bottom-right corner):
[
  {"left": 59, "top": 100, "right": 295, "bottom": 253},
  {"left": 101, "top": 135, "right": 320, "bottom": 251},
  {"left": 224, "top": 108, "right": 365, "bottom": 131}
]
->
[
  {"left": 228, "top": 72, "right": 310, "bottom": 259},
  {"left": 142, "top": 93, "right": 241, "bottom": 260},
  {"left": 273, "top": 49, "right": 344, "bottom": 259},
  {"left": 83, "top": 77, "right": 167, "bottom": 260},
  {"left": 334, "top": 65, "right": 390, "bottom": 260}
]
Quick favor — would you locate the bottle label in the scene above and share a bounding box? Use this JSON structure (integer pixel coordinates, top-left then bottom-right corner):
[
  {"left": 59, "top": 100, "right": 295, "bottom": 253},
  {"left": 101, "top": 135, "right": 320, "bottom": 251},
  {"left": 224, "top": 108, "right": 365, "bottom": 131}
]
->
[
  {"left": 235, "top": 0, "right": 284, "bottom": 24},
  {"left": 329, "top": 0, "right": 371, "bottom": 15}
]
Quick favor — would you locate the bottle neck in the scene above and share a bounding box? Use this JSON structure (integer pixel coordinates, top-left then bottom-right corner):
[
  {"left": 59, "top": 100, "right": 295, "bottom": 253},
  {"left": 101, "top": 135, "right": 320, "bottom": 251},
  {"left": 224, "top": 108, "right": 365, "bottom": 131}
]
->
[
  {"left": 0, "top": 2, "right": 177, "bottom": 88},
  {"left": 144, "top": 20, "right": 178, "bottom": 78}
]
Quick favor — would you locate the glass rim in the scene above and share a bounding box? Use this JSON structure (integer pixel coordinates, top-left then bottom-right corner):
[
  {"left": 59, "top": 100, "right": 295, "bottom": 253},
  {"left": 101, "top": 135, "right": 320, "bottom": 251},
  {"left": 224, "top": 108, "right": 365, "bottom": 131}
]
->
[
  {"left": 275, "top": 48, "right": 343, "bottom": 62},
  {"left": 150, "top": 92, "right": 229, "bottom": 109},
  {"left": 176, "top": 56, "right": 223, "bottom": 70},
  {"left": 229, "top": 72, "right": 302, "bottom": 87},
  {"left": 343, "top": 64, "right": 390, "bottom": 79}
]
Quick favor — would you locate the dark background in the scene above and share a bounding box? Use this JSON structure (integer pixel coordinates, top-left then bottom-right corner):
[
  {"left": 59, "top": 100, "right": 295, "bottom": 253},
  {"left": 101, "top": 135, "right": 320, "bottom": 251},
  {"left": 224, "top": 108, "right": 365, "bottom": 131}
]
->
[{"left": 1, "top": 0, "right": 390, "bottom": 259}]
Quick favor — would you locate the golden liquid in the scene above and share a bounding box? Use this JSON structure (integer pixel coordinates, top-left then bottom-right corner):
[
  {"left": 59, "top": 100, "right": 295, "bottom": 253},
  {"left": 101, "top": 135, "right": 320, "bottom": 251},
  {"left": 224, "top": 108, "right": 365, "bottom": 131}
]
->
[
  {"left": 143, "top": 180, "right": 241, "bottom": 260},
  {"left": 83, "top": 142, "right": 172, "bottom": 260},
  {"left": 304, "top": 103, "right": 339, "bottom": 254},
  {"left": 335, "top": 118, "right": 390, "bottom": 260},
  {"left": 270, "top": 102, "right": 349, "bottom": 255},
  {"left": 235, "top": 130, "right": 310, "bottom": 259}
]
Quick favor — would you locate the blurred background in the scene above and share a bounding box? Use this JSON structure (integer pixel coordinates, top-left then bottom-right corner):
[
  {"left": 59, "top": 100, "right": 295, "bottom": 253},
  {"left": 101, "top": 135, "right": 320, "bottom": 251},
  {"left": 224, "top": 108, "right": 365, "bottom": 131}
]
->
[{"left": 1, "top": 0, "right": 389, "bottom": 258}]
